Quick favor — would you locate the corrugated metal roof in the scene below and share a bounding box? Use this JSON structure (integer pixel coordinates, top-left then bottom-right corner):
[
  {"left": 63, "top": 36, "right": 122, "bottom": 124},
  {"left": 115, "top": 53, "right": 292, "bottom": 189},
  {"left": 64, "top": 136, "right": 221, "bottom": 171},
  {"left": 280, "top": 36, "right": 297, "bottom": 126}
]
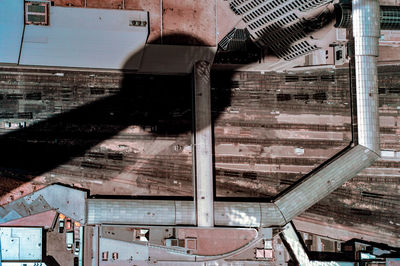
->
[
  {"left": 0, "top": 0, "right": 24, "bottom": 64},
  {"left": 214, "top": 202, "right": 262, "bottom": 227},
  {"left": 20, "top": 7, "right": 148, "bottom": 69},
  {"left": 353, "top": 0, "right": 380, "bottom": 154},
  {"left": 275, "top": 145, "right": 379, "bottom": 222},
  {"left": 260, "top": 202, "right": 286, "bottom": 227},
  {"left": 87, "top": 199, "right": 182, "bottom": 225},
  {"left": 87, "top": 200, "right": 284, "bottom": 227},
  {"left": 175, "top": 201, "right": 196, "bottom": 225}
]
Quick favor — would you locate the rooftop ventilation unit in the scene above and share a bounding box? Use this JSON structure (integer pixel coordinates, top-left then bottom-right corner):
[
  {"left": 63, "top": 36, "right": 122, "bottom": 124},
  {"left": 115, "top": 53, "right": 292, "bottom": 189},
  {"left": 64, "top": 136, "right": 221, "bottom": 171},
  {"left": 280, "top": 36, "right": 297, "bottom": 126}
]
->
[{"left": 25, "top": 2, "right": 48, "bottom": 26}]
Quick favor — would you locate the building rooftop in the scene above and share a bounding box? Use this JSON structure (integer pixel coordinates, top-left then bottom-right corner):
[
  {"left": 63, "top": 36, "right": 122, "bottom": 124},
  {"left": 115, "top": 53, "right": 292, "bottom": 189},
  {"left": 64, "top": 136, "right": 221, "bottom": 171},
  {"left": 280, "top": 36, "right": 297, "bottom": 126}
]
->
[
  {"left": 0, "top": 0, "right": 24, "bottom": 64},
  {"left": 0, "top": 227, "right": 43, "bottom": 262}
]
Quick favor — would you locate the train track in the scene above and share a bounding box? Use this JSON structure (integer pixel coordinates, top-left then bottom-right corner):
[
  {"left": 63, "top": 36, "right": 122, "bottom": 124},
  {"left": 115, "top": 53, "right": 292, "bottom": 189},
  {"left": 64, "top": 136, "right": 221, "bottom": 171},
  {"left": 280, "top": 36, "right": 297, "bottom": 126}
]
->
[{"left": 1, "top": 66, "right": 399, "bottom": 232}]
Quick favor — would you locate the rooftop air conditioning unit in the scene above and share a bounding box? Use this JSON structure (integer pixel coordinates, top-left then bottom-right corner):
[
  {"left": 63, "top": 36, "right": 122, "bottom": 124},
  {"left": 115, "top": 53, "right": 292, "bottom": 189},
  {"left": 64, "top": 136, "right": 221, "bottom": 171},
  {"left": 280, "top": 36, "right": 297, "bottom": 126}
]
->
[{"left": 25, "top": 2, "right": 49, "bottom": 26}]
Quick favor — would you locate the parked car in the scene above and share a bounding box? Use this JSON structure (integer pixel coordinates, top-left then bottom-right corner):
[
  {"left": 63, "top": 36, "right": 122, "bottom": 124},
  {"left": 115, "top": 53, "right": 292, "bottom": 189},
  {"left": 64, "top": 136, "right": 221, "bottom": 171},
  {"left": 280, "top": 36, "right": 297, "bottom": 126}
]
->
[
  {"left": 112, "top": 252, "right": 118, "bottom": 260},
  {"left": 74, "top": 241, "right": 80, "bottom": 256},
  {"left": 58, "top": 219, "right": 65, "bottom": 233},
  {"left": 66, "top": 218, "right": 72, "bottom": 231}
]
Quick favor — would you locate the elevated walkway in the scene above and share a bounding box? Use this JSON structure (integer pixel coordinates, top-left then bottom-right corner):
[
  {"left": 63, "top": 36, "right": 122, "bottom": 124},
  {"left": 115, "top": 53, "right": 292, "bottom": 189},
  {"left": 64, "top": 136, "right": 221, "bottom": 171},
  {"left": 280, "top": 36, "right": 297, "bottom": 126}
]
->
[{"left": 0, "top": 0, "right": 381, "bottom": 231}]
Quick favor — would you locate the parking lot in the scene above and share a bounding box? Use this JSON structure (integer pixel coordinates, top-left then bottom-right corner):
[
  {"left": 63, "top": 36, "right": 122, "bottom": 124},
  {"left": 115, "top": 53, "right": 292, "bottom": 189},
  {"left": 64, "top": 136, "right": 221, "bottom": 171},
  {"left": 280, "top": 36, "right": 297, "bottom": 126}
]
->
[{"left": 46, "top": 214, "right": 81, "bottom": 265}]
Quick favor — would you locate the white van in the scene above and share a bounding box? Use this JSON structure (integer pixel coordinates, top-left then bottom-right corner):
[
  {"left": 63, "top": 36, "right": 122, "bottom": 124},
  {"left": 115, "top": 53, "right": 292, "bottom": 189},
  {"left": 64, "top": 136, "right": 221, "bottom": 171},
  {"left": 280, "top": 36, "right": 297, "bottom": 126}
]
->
[{"left": 66, "top": 231, "right": 74, "bottom": 251}]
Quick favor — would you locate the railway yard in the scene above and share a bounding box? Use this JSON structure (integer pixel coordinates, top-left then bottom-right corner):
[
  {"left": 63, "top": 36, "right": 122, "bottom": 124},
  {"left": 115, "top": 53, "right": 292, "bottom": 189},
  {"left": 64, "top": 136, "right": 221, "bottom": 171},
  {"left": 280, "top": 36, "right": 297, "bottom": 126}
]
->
[{"left": 0, "top": 64, "right": 399, "bottom": 246}]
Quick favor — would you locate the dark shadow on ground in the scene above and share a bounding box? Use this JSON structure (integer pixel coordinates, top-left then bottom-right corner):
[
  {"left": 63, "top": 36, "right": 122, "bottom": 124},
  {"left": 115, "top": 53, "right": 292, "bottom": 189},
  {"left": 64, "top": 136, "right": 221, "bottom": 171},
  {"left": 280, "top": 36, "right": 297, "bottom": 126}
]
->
[
  {"left": 43, "top": 256, "right": 61, "bottom": 266},
  {"left": 213, "top": 28, "right": 262, "bottom": 65},
  {"left": 0, "top": 34, "right": 231, "bottom": 196}
]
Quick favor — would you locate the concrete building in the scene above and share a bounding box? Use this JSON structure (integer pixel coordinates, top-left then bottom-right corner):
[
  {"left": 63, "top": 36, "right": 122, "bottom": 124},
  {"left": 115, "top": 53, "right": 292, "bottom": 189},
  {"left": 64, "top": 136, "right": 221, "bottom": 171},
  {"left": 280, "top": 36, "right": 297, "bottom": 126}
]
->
[
  {"left": 20, "top": 7, "right": 148, "bottom": 70},
  {"left": 0, "top": 227, "right": 43, "bottom": 262},
  {"left": 0, "top": 0, "right": 216, "bottom": 73},
  {"left": 0, "top": 1, "right": 148, "bottom": 70}
]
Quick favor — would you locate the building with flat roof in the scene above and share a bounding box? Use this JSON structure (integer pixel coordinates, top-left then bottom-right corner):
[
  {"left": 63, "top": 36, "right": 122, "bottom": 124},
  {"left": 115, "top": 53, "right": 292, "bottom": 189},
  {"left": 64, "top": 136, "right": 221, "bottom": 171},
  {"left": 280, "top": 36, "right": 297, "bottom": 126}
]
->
[
  {"left": 0, "top": 227, "right": 43, "bottom": 262},
  {"left": 0, "top": 0, "right": 24, "bottom": 64},
  {"left": 0, "top": 1, "right": 148, "bottom": 70}
]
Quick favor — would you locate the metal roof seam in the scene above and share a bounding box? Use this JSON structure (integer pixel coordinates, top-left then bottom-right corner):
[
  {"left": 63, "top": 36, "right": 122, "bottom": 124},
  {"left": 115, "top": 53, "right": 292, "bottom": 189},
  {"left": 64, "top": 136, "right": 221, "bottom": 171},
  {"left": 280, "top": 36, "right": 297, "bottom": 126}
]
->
[{"left": 271, "top": 203, "right": 288, "bottom": 226}]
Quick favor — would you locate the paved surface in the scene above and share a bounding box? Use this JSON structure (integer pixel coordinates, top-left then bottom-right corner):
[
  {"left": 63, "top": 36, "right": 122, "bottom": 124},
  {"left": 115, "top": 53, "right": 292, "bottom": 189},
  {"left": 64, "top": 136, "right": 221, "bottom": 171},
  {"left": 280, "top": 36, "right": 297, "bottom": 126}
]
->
[
  {"left": 54, "top": 0, "right": 85, "bottom": 7},
  {"left": 86, "top": 0, "right": 123, "bottom": 9},
  {"left": 47, "top": 219, "right": 76, "bottom": 265},
  {"left": 83, "top": 226, "right": 94, "bottom": 266},
  {"left": 216, "top": 0, "right": 243, "bottom": 43},
  {"left": 125, "top": 0, "right": 161, "bottom": 43},
  {"left": 177, "top": 228, "right": 257, "bottom": 256},
  {"left": 161, "top": 0, "right": 216, "bottom": 46}
]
